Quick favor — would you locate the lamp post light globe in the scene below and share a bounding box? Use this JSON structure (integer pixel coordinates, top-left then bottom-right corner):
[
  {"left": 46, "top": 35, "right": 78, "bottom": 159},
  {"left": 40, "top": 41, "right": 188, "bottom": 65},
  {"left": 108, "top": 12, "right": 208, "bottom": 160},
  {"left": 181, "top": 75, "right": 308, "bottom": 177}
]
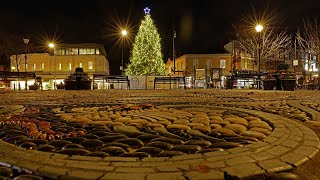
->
[
  {"left": 121, "top": 30, "right": 127, "bottom": 37},
  {"left": 255, "top": 24, "right": 263, "bottom": 33},
  {"left": 49, "top": 43, "right": 54, "bottom": 48}
]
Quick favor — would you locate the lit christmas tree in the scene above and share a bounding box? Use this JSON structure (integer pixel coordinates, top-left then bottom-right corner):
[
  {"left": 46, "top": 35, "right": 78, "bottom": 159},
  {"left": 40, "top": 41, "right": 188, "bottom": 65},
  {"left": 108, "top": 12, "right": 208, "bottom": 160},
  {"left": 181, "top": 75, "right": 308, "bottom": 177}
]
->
[{"left": 125, "top": 7, "right": 165, "bottom": 76}]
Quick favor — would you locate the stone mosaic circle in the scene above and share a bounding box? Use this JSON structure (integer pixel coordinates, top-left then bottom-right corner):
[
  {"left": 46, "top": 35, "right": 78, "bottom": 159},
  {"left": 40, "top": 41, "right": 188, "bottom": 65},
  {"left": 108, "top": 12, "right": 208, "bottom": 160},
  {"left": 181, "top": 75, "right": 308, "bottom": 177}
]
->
[{"left": 0, "top": 104, "right": 274, "bottom": 158}]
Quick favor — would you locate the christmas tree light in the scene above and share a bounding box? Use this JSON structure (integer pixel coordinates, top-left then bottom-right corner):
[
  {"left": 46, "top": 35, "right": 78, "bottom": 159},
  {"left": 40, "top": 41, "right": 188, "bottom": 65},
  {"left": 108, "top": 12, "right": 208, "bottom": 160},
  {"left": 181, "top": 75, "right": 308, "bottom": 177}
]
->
[{"left": 125, "top": 8, "right": 165, "bottom": 76}]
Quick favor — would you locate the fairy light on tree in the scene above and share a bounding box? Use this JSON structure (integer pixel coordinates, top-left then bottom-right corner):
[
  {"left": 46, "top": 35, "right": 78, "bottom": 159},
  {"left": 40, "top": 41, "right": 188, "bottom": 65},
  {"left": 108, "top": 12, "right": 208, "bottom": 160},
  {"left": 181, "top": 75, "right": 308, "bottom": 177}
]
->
[{"left": 125, "top": 7, "right": 165, "bottom": 76}]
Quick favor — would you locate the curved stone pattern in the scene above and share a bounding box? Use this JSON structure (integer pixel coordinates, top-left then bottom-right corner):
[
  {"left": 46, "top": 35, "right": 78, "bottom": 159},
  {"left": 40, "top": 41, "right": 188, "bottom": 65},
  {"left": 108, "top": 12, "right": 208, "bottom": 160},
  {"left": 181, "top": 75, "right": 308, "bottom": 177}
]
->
[
  {"left": 0, "top": 90, "right": 319, "bottom": 179},
  {"left": 0, "top": 106, "right": 318, "bottom": 179}
]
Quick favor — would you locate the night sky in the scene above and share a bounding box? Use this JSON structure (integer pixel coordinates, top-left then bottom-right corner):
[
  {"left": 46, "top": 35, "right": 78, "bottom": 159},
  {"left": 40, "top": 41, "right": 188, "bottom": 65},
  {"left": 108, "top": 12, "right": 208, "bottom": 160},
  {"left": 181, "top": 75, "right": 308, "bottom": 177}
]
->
[{"left": 0, "top": 0, "right": 319, "bottom": 74}]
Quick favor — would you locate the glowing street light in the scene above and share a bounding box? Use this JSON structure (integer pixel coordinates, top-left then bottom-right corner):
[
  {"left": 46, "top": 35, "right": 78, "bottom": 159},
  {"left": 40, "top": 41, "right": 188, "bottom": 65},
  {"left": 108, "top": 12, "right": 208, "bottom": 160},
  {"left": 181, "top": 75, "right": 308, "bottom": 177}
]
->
[
  {"left": 23, "top": 38, "right": 29, "bottom": 90},
  {"left": 48, "top": 43, "right": 56, "bottom": 90},
  {"left": 255, "top": 24, "right": 263, "bottom": 33},
  {"left": 121, "top": 30, "right": 128, "bottom": 36},
  {"left": 255, "top": 24, "right": 263, "bottom": 89},
  {"left": 49, "top": 43, "right": 54, "bottom": 48},
  {"left": 121, "top": 30, "right": 128, "bottom": 75}
]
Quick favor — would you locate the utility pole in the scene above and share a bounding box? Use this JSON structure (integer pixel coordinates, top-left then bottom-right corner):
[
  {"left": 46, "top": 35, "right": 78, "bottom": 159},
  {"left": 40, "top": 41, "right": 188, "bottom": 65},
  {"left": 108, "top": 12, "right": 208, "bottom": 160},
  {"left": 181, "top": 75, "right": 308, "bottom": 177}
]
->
[
  {"left": 173, "top": 30, "right": 176, "bottom": 75},
  {"left": 23, "top": 38, "right": 29, "bottom": 90}
]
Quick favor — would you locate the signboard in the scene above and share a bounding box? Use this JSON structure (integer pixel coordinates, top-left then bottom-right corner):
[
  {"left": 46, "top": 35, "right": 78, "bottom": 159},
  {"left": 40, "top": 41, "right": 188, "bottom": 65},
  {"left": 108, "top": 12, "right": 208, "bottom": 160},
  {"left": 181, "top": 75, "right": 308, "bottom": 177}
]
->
[
  {"left": 211, "top": 68, "right": 221, "bottom": 80},
  {"left": 195, "top": 69, "right": 205, "bottom": 80}
]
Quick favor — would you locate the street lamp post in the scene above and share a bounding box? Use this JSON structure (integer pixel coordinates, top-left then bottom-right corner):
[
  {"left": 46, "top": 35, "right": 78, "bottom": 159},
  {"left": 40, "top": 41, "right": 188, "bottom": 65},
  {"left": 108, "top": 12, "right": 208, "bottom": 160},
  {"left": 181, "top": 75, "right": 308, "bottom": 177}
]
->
[
  {"left": 121, "top": 30, "right": 127, "bottom": 75},
  {"left": 49, "top": 43, "right": 55, "bottom": 90},
  {"left": 23, "top": 38, "right": 29, "bottom": 90},
  {"left": 255, "top": 24, "right": 263, "bottom": 89}
]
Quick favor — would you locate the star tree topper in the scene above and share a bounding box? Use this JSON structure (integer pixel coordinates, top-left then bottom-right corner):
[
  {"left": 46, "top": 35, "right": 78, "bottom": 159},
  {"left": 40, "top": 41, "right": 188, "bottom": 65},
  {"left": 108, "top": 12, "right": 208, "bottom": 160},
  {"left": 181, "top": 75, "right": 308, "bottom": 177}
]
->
[{"left": 144, "top": 7, "right": 151, "bottom": 14}]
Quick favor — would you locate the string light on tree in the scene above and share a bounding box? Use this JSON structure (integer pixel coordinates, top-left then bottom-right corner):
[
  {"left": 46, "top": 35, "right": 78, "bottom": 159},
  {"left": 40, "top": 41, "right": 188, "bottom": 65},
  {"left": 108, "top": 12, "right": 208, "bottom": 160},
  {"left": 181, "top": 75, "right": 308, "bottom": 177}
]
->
[{"left": 125, "top": 7, "right": 165, "bottom": 76}]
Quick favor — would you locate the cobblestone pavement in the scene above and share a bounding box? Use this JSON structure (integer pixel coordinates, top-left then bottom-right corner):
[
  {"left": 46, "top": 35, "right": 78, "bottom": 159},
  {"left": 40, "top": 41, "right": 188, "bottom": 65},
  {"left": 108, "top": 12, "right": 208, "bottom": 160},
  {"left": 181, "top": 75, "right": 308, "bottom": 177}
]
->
[{"left": 0, "top": 89, "right": 320, "bottom": 179}]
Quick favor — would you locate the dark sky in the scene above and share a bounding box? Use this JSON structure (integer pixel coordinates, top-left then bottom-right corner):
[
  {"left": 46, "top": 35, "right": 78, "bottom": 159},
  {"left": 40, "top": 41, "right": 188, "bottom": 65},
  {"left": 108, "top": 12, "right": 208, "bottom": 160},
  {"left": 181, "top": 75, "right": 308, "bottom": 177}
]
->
[{"left": 0, "top": 0, "right": 319, "bottom": 74}]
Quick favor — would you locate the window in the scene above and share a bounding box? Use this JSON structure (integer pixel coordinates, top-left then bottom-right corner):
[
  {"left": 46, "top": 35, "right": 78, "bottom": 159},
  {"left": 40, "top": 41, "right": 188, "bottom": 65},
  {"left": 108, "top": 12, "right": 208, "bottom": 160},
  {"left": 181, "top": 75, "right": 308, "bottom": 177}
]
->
[
  {"left": 88, "top": 61, "right": 93, "bottom": 70},
  {"left": 79, "top": 48, "right": 95, "bottom": 55},
  {"left": 69, "top": 63, "right": 72, "bottom": 70},
  {"left": 59, "top": 63, "right": 62, "bottom": 70},
  {"left": 26, "top": 64, "right": 28, "bottom": 71},
  {"left": 56, "top": 49, "right": 66, "bottom": 55},
  {"left": 220, "top": 60, "right": 226, "bottom": 69},
  {"left": 66, "top": 48, "right": 78, "bottom": 55},
  {"left": 79, "top": 48, "right": 86, "bottom": 55},
  {"left": 193, "top": 59, "right": 198, "bottom": 69},
  {"left": 33, "top": 64, "right": 36, "bottom": 70},
  {"left": 96, "top": 48, "right": 100, "bottom": 55},
  {"left": 79, "top": 63, "right": 82, "bottom": 68},
  {"left": 206, "top": 59, "right": 212, "bottom": 68},
  {"left": 41, "top": 63, "right": 44, "bottom": 70}
]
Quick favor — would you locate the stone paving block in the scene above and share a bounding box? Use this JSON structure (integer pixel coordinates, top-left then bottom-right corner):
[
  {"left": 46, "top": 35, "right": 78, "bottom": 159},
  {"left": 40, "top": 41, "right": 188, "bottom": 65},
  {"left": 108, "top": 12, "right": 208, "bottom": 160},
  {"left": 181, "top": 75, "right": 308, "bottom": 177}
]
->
[
  {"left": 269, "top": 131, "right": 285, "bottom": 138},
  {"left": 280, "top": 139, "right": 299, "bottom": 148},
  {"left": 252, "top": 145, "right": 275, "bottom": 153},
  {"left": 65, "top": 162, "right": 114, "bottom": 171},
  {"left": 115, "top": 167, "right": 155, "bottom": 173},
  {"left": 36, "top": 166, "right": 70, "bottom": 179},
  {"left": 112, "top": 161, "right": 143, "bottom": 167},
  {"left": 104, "top": 157, "right": 139, "bottom": 162},
  {"left": 170, "top": 154, "right": 203, "bottom": 161},
  {"left": 142, "top": 157, "right": 169, "bottom": 162},
  {"left": 224, "top": 151, "right": 252, "bottom": 159},
  {"left": 68, "top": 155, "right": 103, "bottom": 161},
  {"left": 246, "top": 141, "right": 269, "bottom": 149},
  {"left": 266, "top": 145, "right": 291, "bottom": 156},
  {"left": 272, "top": 123, "right": 285, "bottom": 128},
  {"left": 294, "top": 146, "right": 319, "bottom": 158},
  {"left": 226, "top": 156, "right": 256, "bottom": 166},
  {"left": 280, "top": 153, "right": 309, "bottom": 167},
  {"left": 156, "top": 165, "right": 185, "bottom": 172},
  {"left": 222, "top": 163, "right": 265, "bottom": 179},
  {"left": 303, "top": 140, "right": 320, "bottom": 149},
  {"left": 203, "top": 150, "right": 229, "bottom": 157},
  {"left": 50, "top": 153, "right": 69, "bottom": 160},
  {"left": 304, "top": 135, "right": 319, "bottom": 141},
  {"left": 259, "top": 159, "right": 293, "bottom": 173},
  {"left": 101, "top": 173, "right": 147, "bottom": 180},
  {"left": 206, "top": 155, "right": 226, "bottom": 162},
  {"left": 272, "top": 128, "right": 287, "bottom": 133},
  {"left": 60, "top": 170, "right": 104, "bottom": 180},
  {"left": 227, "top": 147, "right": 251, "bottom": 153},
  {"left": 250, "top": 152, "right": 276, "bottom": 161},
  {"left": 288, "top": 135, "right": 303, "bottom": 142},
  {"left": 141, "top": 161, "right": 175, "bottom": 167},
  {"left": 271, "top": 134, "right": 290, "bottom": 146},
  {"left": 43, "top": 160, "right": 66, "bottom": 167},
  {"left": 147, "top": 172, "right": 186, "bottom": 180},
  {"left": 290, "top": 130, "right": 303, "bottom": 137},
  {"left": 185, "top": 170, "right": 224, "bottom": 180},
  {"left": 173, "top": 159, "right": 207, "bottom": 165},
  {"left": 263, "top": 136, "right": 278, "bottom": 143},
  {"left": 201, "top": 161, "right": 226, "bottom": 169}
]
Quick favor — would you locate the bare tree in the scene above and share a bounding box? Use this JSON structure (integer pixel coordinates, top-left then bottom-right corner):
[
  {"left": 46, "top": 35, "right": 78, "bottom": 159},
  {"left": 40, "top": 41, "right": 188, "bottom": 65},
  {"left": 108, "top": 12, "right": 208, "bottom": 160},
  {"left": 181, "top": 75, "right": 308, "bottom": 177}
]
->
[
  {"left": 234, "top": 7, "right": 292, "bottom": 71},
  {"left": 0, "top": 32, "right": 26, "bottom": 90},
  {"left": 296, "top": 17, "right": 320, "bottom": 88}
]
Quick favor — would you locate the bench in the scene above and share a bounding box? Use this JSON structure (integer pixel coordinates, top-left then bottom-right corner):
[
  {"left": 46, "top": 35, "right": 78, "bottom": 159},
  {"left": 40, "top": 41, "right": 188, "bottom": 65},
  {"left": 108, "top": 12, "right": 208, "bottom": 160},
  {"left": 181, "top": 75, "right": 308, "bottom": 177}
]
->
[
  {"left": 154, "top": 76, "right": 186, "bottom": 89},
  {"left": 105, "top": 75, "right": 130, "bottom": 89}
]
